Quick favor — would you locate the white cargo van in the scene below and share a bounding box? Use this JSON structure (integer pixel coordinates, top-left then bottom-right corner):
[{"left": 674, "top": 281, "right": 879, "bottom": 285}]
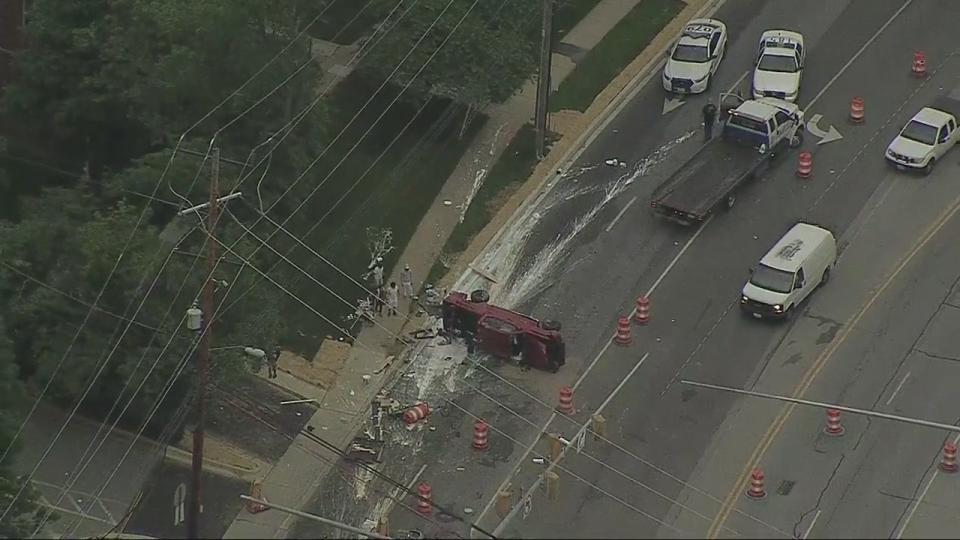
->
[{"left": 740, "top": 222, "right": 836, "bottom": 319}]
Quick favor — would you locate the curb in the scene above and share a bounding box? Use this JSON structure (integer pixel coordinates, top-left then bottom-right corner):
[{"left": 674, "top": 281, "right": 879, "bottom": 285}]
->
[
  {"left": 60, "top": 406, "right": 264, "bottom": 481},
  {"left": 445, "top": 0, "right": 724, "bottom": 292},
  {"left": 163, "top": 444, "right": 264, "bottom": 480}
]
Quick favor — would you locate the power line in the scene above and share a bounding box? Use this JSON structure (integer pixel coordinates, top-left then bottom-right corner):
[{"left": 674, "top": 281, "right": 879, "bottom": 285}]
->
[
  {"left": 48, "top": 2, "right": 494, "bottom": 536},
  {"left": 14, "top": 1, "right": 397, "bottom": 533},
  {"left": 222, "top": 206, "right": 405, "bottom": 341},
  {"left": 211, "top": 387, "right": 452, "bottom": 535},
  {"left": 469, "top": 362, "right": 791, "bottom": 536},
  {"left": 213, "top": 210, "right": 725, "bottom": 535},
  {"left": 0, "top": 0, "right": 352, "bottom": 498},
  {"left": 457, "top": 376, "right": 758, "bottom": 537},
  {"left": 0, "top": 245, "right": 185, "bottom": 525},
  {"left": 175, "top": 0, "right": 383, "bottom": 203},
  {"left": 166, "top": 0, "right": 355, "bottom": 207},
  {"left": 440, "top": 396, "right": 686, "bottom": 536},
  {"left": 224, "top": 158, "right": 785, "bottom": 536},
  {"left": 213, "top": 0, "right": 501, "bottom": 324},
  {"left": 55, "top": 0, "right": 461, "bottom": 532},
  {"left": 173, "top": 0, "right": 417, "bottom": 210},
  {"left": 0, "top": 261, "right": 181, "bottom": 337}
]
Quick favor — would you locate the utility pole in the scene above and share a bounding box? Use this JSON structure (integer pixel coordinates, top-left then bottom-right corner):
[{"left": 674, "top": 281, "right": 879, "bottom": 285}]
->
[
  {"left": 186, "top": 147, "right": 220, "bottom": 539},
  {"left": 534, "top": 0, "right": 555, "bottom": 159}
]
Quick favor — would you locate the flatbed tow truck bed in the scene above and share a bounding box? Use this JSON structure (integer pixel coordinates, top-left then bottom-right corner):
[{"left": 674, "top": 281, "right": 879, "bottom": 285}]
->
[{"left": 650, "top": 136, "right": 766, "bottom": 224}]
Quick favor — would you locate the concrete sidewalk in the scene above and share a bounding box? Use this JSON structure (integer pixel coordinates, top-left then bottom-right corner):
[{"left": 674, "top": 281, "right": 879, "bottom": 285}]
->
[{"left": 223, "top": 1, "right": 682, "bottom": 537}]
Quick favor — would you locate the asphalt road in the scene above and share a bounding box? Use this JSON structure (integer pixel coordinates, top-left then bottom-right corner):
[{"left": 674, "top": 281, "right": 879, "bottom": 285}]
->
[
  {"left": 123, "top": 458, "right": 248, "bottom": 539},
  {"left": 403, "top": 0, "right": 960, "bottom": 538},
  {"left": 14, "top": 404, "right": 159, "bottom": 538}
]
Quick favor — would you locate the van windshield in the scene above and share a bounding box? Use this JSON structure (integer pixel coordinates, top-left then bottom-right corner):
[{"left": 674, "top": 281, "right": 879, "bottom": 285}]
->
[{"left": 750, "top": 263, "right": 794, "bottom": 294}]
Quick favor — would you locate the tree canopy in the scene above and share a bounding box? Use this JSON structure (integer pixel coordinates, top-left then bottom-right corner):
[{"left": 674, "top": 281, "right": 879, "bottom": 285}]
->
[
  {"left": 0, "top": 0, "right": 328, "bottom": 532},
  {"left": 358, "top": 0, "right": 540, "bottom": 109}
]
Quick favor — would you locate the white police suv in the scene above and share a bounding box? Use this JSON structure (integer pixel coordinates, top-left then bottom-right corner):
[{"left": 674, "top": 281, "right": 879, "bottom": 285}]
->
[{"left": 662, "top": 19, "right": 728, "bottom": 95}]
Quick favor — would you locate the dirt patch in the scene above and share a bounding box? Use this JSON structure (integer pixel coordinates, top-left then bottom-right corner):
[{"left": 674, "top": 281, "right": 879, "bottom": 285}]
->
[
  {"left": 277, "top": 339, "right": 351, "bottom": 389},
  {"left": 549, "top": 109, "right": 586, "bottom": 137},
  {"left": 181, "top": 375, "right": 317, "bottom": 463}
]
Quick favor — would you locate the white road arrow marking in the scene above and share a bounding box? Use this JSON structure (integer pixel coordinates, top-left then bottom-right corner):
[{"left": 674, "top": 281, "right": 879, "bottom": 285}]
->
[
  {"left": 806, "top": 114, "right": 844, "bottom": 145},
  {"left": 663, "top": 96, "right": 686, "bottom": 115}
]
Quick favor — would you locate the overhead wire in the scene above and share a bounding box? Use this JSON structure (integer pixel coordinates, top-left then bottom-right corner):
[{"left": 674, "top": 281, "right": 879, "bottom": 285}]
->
[
  {"left": 210, "top": 387, "right": 457, "bottom": 536},
  {"left": 0, "top": 0, "right": 351, "bottom": 491},
  {"left": 209, "top": 0, "right": 489, "bottom": 322},
  {"left": 222, "top": 205, "right": 407, "bottom": 342},
  {"left": 45, "top": 0, "right": 493, "bottom": 535},
  {"left": 23, "top": 1, "right": 401, "bottom": 533},
  {"left": 456, "top": 377, "right": 752, "bottom": 537},
  {"left": 167, "top": 0, "right": 354, "bottom": 206},
  {"left": 440, "top": 396, "right": 686, "bottom": 536},
  {"left": 59, "top": 0, "right": 457, "bottom": 531},
  {"left": 217, "top": 203, "right": 743, "bottom": 536},
  {"left": 467, "top": 361, "right": 791, "bottom": 537},
  {"left": 0, "top": 261, "right": 182, "bottom": 337},
  {"left": 0, "top": 243, "right": 186, "bottom": 525}
]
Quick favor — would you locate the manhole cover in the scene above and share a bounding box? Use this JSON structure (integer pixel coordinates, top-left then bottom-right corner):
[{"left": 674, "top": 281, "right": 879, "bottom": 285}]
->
[{"left": 777, "top": 480, "right": 796, "bottom": 496}]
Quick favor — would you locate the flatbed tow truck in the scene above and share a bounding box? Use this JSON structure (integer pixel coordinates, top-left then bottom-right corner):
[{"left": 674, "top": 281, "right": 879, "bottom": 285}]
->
[{"left": 650, "top": 94, "right": 804, "bottom": 225}]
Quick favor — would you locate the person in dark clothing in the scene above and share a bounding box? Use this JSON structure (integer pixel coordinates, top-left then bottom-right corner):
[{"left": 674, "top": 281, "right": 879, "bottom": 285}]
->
[
  {"left": 702, "top": 101, "right": 718, "bottom": 141},
  {"left": 267, "top": 347, "right": 280, "bottom": 379}
]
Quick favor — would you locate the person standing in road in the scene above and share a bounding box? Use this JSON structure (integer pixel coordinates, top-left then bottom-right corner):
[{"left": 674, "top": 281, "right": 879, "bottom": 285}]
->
[
  {"left": 702, "top": 101, "right": 718, "bottom": 141},
  {"left": 385, "top": 281, "right": 400, "bottom": 317},
  {"left": 267, "top": 347, "right": 280, "bottom": 379},
  {"left": 372, "top": 257, "right": 385, "bottom": 288},
  {"left": 400, "top": 264, "right": 414, "bottom": 298}
]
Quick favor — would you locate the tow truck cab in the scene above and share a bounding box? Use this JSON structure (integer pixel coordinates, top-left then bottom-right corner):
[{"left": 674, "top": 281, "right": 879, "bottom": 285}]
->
[{"left": 723, "top": 96, "right": 804, "bottom": 152}]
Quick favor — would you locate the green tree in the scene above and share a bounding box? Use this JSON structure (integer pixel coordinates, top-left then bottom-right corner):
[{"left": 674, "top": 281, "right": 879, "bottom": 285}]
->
[
  {"left": 2, "top": 0, "right": 326, "bottom": 194},
  {"left": 0, "top": 315, "right": 49, "bottom": 538},
  {"left": 359, "top": 0, "right": 539, "bottom": 133}
]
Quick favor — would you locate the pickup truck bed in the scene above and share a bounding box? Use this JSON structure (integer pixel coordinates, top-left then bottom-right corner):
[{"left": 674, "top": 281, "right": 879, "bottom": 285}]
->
[{"left": 650, "top": 136, "right": 767, "bottom": 223}]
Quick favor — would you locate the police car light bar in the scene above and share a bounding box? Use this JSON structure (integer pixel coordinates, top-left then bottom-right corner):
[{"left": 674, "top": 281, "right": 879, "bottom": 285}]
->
[{"left": 683, "top": 23, "right": 715, "bottom": 38}]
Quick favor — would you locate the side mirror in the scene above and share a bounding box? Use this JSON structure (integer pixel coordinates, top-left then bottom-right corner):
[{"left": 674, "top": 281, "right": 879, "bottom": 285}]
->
[
  {"left": 758, "top": 144, "right": 768, "bottom": 154},
  {"left": 747, "top": 267, "right": 754, "bottom": 275}
]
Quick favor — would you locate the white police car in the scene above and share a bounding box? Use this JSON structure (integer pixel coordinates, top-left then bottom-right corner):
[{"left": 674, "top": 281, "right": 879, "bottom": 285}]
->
[
  {"left": 752, "top": 30, "right": 805, "bottom": 103},
  {"left": 662, "top": 19, "right": 728, "bottom": 94}
]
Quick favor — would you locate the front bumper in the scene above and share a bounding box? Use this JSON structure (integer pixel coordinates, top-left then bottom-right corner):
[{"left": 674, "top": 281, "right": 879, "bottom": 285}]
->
[
  {"left": 663, "top": 73, "right": 709, "bottom": 94},
  {"left": 752, "top": 88, "right": 798, "bottom": 103},
  {"left": 884, "top": 152, "right": 926, "bottom": 169},
  {"left": 740, "top": 298, "right": 787, "bottom": 319}
]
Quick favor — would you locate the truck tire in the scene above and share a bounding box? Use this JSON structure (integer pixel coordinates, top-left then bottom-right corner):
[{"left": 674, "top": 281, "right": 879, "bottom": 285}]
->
[
  {"left": 540, "top": 319, "right": 561, "bottom": 331},
  {"left": 789, "top": 129, "right": 803, "bottom": 148},
  {"left": 923, "top": 158, "right": 936, "bottom": 176},
  {"left": 469, "top": 289, "right": 490, "bottom": 303}
]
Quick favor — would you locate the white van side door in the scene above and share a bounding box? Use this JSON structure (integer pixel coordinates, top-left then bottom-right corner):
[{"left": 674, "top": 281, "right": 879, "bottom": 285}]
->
[{"left": 792, "top": 266, "right": 811, "bottom": 305}]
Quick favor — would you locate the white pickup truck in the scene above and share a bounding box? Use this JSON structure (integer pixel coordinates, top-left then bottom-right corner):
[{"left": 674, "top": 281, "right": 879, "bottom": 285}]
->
[{"left": 885, "top": 98, "right": 960, "bottom": 175}]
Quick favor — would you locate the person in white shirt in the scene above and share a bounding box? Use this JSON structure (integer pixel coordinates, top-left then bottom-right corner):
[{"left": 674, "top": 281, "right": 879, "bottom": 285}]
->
[{"left": 385, "top": 282, "right": 400, "bottom": 316}]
